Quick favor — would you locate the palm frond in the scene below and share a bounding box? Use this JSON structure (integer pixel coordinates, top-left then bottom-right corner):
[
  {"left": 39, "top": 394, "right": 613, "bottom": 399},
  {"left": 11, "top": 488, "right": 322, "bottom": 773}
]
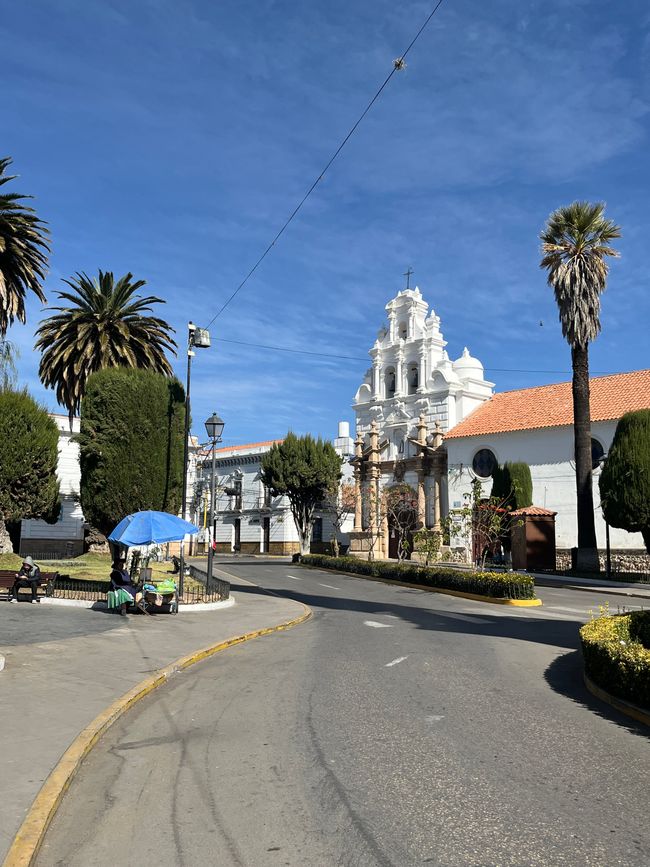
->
[{"left": 36, "top": 270, "right": 177, "bottom": 417}]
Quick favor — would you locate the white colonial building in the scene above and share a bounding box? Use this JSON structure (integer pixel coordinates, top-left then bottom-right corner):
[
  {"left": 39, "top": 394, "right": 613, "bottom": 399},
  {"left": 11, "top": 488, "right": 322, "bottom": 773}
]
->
[
  {"left": 445, "top": 371, "right": 650, "bottom": 563},
  {"left": 193, "top": 423, "right": 355, "bottom": 555},
  {"left": 350, "top": 285, "right": 494, "bottom": 558},
  {"left": 349, "top": 284, "right": 650, "bottom": 565},
  {"left": 20, "top": 414, "right": 86, "bottom": 557}
]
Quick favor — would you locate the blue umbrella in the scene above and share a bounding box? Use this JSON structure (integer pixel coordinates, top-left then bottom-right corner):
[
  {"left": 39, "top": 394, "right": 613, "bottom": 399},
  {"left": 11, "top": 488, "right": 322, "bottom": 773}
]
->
[{"left": 108, "top": 511, "right": 200, "bottom": 547}]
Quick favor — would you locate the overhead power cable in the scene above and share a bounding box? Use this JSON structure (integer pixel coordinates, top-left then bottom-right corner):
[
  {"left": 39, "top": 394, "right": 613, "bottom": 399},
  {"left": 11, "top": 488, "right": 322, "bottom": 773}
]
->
[
  {"left": 216, "top": 336, "right": 615, "bottom": 376},
  {"left": 204, "top": 0, "right": 447, "bottom": 328}
]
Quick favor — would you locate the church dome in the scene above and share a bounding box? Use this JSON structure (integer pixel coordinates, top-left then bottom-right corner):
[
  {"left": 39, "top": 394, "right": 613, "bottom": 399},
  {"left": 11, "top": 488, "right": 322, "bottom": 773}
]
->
[{"left": 453, "top": 347, "right": 484, "bottom": 380}]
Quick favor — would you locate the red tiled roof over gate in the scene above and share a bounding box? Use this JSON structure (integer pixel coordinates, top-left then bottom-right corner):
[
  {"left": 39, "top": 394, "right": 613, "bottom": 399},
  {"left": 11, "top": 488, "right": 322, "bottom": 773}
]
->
[{"left": 446, "top": 369, "right": 650, "bottom": 439}]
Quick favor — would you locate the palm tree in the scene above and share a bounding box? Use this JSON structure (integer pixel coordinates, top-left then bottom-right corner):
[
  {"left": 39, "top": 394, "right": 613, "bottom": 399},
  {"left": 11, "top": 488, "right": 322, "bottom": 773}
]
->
[
  {"left": 540, "top": 201, "right": 620, "bottom": 571},
  {"left": 36, "top": 270, "right": 177, "bottom": 418},
  {"left": 0, "top": 157, "right": 50, "bottom": 336}
]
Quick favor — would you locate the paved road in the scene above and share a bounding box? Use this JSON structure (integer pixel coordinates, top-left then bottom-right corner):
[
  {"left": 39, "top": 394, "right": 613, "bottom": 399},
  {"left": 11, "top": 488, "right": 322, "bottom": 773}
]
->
[{"left": 38, "top": 560, "right": 650, "bottom": 867}]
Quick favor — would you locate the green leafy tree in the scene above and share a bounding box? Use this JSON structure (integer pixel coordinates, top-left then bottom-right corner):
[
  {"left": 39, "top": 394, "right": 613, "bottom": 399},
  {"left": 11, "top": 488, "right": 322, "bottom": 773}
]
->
[
  {"left": 600, "top": 410, "right": 650, "bottom": 554},
  {"left": 414, "top": 528, "right": 441, "bottom": 566},
  {"left": 0, "top": 157, "right": 50, "bottom": 337},
  {"left": 0, "top": 390, "right": 60, "bottom": 552},
  {"left": 77, "top": 367, "right": 185, "bottom": 537},
  {"left": 36, "top": 270, "right": 176, "bottom": 419},
  {"left": 491, "top": 462, "right": 533, "bottom": 511},
  {"left": 261, "top": 433, "right": 342, "bottom": 556},
  {"left": 540, "top": 201, "right": 620, "bottom": 570}
]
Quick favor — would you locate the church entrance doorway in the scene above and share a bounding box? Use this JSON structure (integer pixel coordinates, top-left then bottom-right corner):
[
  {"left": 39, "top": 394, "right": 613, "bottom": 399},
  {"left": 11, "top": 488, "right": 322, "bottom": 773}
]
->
[{"left": 387, "top": 504, "right": 416, "bottom": 560}]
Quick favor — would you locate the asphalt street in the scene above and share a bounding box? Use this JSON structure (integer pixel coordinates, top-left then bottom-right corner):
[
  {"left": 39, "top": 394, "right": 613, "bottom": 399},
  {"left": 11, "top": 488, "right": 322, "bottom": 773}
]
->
[{"left": 37, "top": 560, "right": 650, "bottom": 867}]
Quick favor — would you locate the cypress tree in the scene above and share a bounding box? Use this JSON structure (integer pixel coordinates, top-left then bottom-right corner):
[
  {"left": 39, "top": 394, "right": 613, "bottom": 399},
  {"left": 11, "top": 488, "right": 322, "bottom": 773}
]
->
[
  {"left": 490, "top": 462, "right": 533, "bottom": 510},
  {"left": 0, "top": 390, "right": 60, "bottom": 551},
  {"left": 78, "top": 367, "right": 185, "bottom": 536},
  {"left": 600, "top": 410, "right": 650, "bottom": 553}
]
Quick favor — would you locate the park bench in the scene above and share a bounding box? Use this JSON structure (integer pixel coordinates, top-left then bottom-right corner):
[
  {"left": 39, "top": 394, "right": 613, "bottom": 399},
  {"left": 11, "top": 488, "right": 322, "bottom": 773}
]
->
[{"left": 0, "top": 569, "right": 59, "bottom": 600}]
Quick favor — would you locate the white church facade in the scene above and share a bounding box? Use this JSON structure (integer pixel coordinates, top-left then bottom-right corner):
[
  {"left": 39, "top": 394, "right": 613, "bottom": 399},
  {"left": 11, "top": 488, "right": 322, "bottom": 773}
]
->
[{"left": 349, "top": 285, "right": 650, "bottom": 567}]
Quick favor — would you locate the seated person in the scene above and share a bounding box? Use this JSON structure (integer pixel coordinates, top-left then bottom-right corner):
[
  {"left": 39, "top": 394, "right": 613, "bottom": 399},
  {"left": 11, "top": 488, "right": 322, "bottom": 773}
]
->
[
  {"left": 10, "top": 556, "right": 42, "bottom": 603},
  {"left": 108, "top": 557, "right": 143, "bottom": 616}
]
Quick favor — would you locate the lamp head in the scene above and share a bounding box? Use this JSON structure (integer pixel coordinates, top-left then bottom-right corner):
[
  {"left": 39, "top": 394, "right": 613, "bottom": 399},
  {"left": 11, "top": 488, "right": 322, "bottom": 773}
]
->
[{"left": 205, "top": 412, "right": 225, "bottom": 440}]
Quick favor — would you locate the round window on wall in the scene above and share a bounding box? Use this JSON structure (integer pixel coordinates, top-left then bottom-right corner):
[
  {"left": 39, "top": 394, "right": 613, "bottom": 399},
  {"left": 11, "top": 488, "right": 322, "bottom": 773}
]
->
[
  {"left": 591, "top": 438, "right": 605, "bottom": 470},
  {"left": 472, "top": 448, "right": 497, "bottom": 479}
]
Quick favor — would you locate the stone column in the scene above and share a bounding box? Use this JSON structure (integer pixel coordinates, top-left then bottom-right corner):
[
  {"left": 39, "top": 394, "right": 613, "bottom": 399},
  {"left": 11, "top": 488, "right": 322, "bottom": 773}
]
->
[
  {"left": 418, "top": 344, "right": 427, "bottom": 393},
  {"left": 432, "top": 421, "right": 443, "bottom": 530},
  {"left": 353, "top": 431, "right": 363, "bottom": 531},
  {"left": 395, "top": 350, "right": 404, "bottom": 396},
  {"left": 372, "top": 359, "right": 382, "bottom": 399},
  {"left": 416, "top": 413, "right": 428, "bottom": 529}
]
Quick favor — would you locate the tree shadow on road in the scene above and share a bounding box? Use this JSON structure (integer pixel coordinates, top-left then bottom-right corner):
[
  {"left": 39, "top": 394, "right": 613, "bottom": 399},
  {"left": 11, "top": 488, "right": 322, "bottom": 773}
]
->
[
  {"left": 229, "top": 567, "right": 650, "bottom": 738},
  {"left": 544, "top": 649, "right": 650, "bottom": 739}
]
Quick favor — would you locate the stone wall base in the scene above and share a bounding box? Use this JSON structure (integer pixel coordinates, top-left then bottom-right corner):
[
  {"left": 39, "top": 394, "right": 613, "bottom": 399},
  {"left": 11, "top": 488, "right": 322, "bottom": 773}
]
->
[
  {"left": 212, "top": 541, "right": 300, "bottom": 555},
  {"left": 556, "top": 548, "right": 650, "bottom": 574},
  {"left": 20, "top": 538, "right": 84, "bottom": 558}
]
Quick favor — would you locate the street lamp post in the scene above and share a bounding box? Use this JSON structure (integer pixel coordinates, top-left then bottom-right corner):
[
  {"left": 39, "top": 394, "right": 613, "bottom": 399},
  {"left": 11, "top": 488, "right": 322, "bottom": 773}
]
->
[
  {"left": 179, "top": 322, "right": 211, "bottom": 600},
  {"left": 205, "top": 412, "right": 225, "bottom": 588}
]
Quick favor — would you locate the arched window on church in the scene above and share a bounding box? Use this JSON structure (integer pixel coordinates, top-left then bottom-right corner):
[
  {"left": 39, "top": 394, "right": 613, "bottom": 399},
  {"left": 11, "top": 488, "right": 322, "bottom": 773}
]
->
[
  {"left": 385, "top": 367, "right": 396, "bottom": 398},
  {"left": 407, "top": 362, "right": 419, "bottom": 394},
  {"left": 398, "top": 321, "right": 408, "bottom": 340}
]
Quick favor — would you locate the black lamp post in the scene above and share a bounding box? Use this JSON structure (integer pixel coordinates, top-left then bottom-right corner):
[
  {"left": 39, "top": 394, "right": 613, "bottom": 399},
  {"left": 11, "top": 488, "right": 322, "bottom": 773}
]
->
[
  {"left": 179, "top": 322, "right": 211, "bottom": 599},
  {"left": 205, "top": 411, "right": 225, "bottom": 587}
]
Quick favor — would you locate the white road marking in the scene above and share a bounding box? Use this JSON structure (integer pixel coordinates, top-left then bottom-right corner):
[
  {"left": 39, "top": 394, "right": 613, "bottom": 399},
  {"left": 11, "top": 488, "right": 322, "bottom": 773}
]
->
[
  {"left": 385, "top": 656, "right": 408, "bottom": 667},
  {"left": 318, "top": 583, "right": 340, "bottom": 590},
  {"left": 425, "top": 714, "right": 445, "bottom": 723},
  {"left": 286, "top": 574, "right": 303, "bottom": 580},
  {"left": 363, "top": 620, "right": 394, "bottom": 628}
]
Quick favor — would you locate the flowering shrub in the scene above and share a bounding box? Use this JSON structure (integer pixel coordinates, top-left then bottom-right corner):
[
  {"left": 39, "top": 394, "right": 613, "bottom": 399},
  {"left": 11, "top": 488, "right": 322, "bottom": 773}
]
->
[
  {"left": 301, "top": 554, "right": 536, "bottom": 600},
  {"left": 580, "top": 609, "right": 650, "bottom": 709}
]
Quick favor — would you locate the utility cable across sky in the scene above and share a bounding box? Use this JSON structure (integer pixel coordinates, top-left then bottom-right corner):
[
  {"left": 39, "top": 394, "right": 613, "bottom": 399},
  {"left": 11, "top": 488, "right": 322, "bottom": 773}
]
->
[{"left": 203, "top": 0, "right": 447, "bottom": 329}]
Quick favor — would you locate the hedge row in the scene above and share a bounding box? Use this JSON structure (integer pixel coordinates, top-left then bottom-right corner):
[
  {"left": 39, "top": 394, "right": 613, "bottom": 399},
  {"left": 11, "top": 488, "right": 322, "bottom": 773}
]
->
[
  {"left": 301, "top": 554, "right": 536, "bottom": 600},
  {"left": 580, "top": 611, "right": 650, "bottom": 709}
]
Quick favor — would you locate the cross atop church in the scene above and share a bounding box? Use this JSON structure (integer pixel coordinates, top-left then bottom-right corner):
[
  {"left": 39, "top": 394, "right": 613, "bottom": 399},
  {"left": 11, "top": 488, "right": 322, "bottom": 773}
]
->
[{"left": 403, "top": 267, "right": 414, "bottom": 290}]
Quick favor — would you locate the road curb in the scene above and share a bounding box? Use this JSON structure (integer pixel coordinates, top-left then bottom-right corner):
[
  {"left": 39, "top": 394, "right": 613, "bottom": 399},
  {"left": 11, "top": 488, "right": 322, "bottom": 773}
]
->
[
  {"left": 299, "top": 564, "right": 542, "bottom": 606},
  {"left": 39, "top": 596, "right": 236, "bottom": 613},
  {"left": 535, "top": 579, "right": 650, "bottom": 601},
  {"left": 3, "top": 602, "right": 311, "bottom": 867},
  {"left": 583, "top": 672, "right": 650, "bottom": 728}
]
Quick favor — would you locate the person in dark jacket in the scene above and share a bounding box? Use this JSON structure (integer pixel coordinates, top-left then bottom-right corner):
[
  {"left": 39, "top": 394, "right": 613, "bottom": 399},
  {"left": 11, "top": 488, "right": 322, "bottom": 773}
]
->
[
  {"left": 109, "top": 557, "right": 142, "bottom": 616},
  {"left": 10, "top": 557, "right": 42, "bottom": 603}
]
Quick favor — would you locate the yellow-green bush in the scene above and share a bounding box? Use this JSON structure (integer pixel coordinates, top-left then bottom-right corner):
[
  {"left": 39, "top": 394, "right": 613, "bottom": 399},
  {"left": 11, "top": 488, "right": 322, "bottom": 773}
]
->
[
  {"left": 301, "top": 554, "right": 536, "bottom": 599},
  {"left": 580, "top": 610, "right": 650, "bottom": 709}
]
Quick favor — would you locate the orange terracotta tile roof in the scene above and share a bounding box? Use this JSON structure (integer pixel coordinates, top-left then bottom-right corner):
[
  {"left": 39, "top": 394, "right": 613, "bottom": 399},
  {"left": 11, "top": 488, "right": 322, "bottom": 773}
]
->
[
  {"left": 446, "top": 369, "right": 650, "bottom": 439},
  {"left": 510, "top": 506, "right": 557, "bottom": 517},
  {"left": 214, "top": 439, "right": 283, "bottom": 454}
]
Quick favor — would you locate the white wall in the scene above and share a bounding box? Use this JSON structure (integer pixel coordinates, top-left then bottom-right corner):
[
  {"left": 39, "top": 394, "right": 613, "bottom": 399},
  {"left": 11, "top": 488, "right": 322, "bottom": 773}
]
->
[
  {"left": 21, "top": 415, "right": 85, "bottom": 544},
  {"left": 445, "top": 421, "right": 644, "bottom": 550}
]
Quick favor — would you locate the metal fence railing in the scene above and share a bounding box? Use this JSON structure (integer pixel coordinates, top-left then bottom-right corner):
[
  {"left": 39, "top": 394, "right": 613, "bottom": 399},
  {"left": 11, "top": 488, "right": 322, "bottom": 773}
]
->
[
  {"left": 188, "top": 565, "right": 230, "bottom": 602},
  {"left": 48, "top": 573, "right": 230, "bottom": 604}
]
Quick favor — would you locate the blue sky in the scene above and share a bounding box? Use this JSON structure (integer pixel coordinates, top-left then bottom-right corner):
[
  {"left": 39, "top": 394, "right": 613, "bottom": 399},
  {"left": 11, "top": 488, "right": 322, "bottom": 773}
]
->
[{"left": 3, "top": 0, "right": 649, "bottom": 447}]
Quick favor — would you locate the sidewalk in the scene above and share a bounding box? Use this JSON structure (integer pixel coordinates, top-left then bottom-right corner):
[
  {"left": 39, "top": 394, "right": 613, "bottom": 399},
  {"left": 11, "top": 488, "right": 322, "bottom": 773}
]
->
[
  {"left": 530, "top": 570, "right": 650, "bottom": 600},
  {"left": 0, "top": 572, "right": 303, "bottom": 864}
]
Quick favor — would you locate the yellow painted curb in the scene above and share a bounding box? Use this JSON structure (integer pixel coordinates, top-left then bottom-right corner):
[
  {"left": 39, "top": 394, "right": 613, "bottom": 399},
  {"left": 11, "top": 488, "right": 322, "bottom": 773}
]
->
[
  {"left": 583, "top": 671, "right": 650, "bottom": 728},
  {"left": 3, "top": 604, "right": 311, "bottom": 867},
  {"left": 300, "top": 564, "right": 542, "bottom": 606}
]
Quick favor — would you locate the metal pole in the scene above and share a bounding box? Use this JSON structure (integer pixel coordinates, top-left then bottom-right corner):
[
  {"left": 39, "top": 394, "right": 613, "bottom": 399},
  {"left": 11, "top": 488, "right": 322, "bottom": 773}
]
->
[
  {"left": 605, "top": 520, "right": 611, "bottom": 578},
  {"left": 179, "top": 326, "right": 194, "bottom": 601},
  {"left": 207, "top": 436, "right": 217, "bottom": 588}
]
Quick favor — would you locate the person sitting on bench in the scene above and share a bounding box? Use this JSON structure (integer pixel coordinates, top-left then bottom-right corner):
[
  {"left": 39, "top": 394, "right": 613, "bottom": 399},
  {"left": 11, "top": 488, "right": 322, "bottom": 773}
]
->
[
  {"left": 10, "top": 557, "right": 42, "bottom": 603},
  {"left": 109, "top": 557, "right": 143, "bottom": 616}
]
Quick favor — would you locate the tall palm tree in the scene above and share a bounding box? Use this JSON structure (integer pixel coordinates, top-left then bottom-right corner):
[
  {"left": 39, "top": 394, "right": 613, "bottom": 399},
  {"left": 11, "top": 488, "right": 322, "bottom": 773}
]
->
[
  {"left": 540, "top": 201, "right": 620, "bottom": 571},
  {"left": 36, "top": 270, "right": 177, "bottom": 418},
  {"left": 0, "top": 157, "right": 50, "bottom": 336}
]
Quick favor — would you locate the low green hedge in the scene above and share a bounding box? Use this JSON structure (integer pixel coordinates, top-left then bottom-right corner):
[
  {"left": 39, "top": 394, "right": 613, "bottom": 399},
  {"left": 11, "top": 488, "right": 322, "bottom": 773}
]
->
[
  {"left": 300, "top": 554, "right": 536, "bottom": 600},
  {"left": 580, "top": 610, "right": 650, "bottom": 709}
]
